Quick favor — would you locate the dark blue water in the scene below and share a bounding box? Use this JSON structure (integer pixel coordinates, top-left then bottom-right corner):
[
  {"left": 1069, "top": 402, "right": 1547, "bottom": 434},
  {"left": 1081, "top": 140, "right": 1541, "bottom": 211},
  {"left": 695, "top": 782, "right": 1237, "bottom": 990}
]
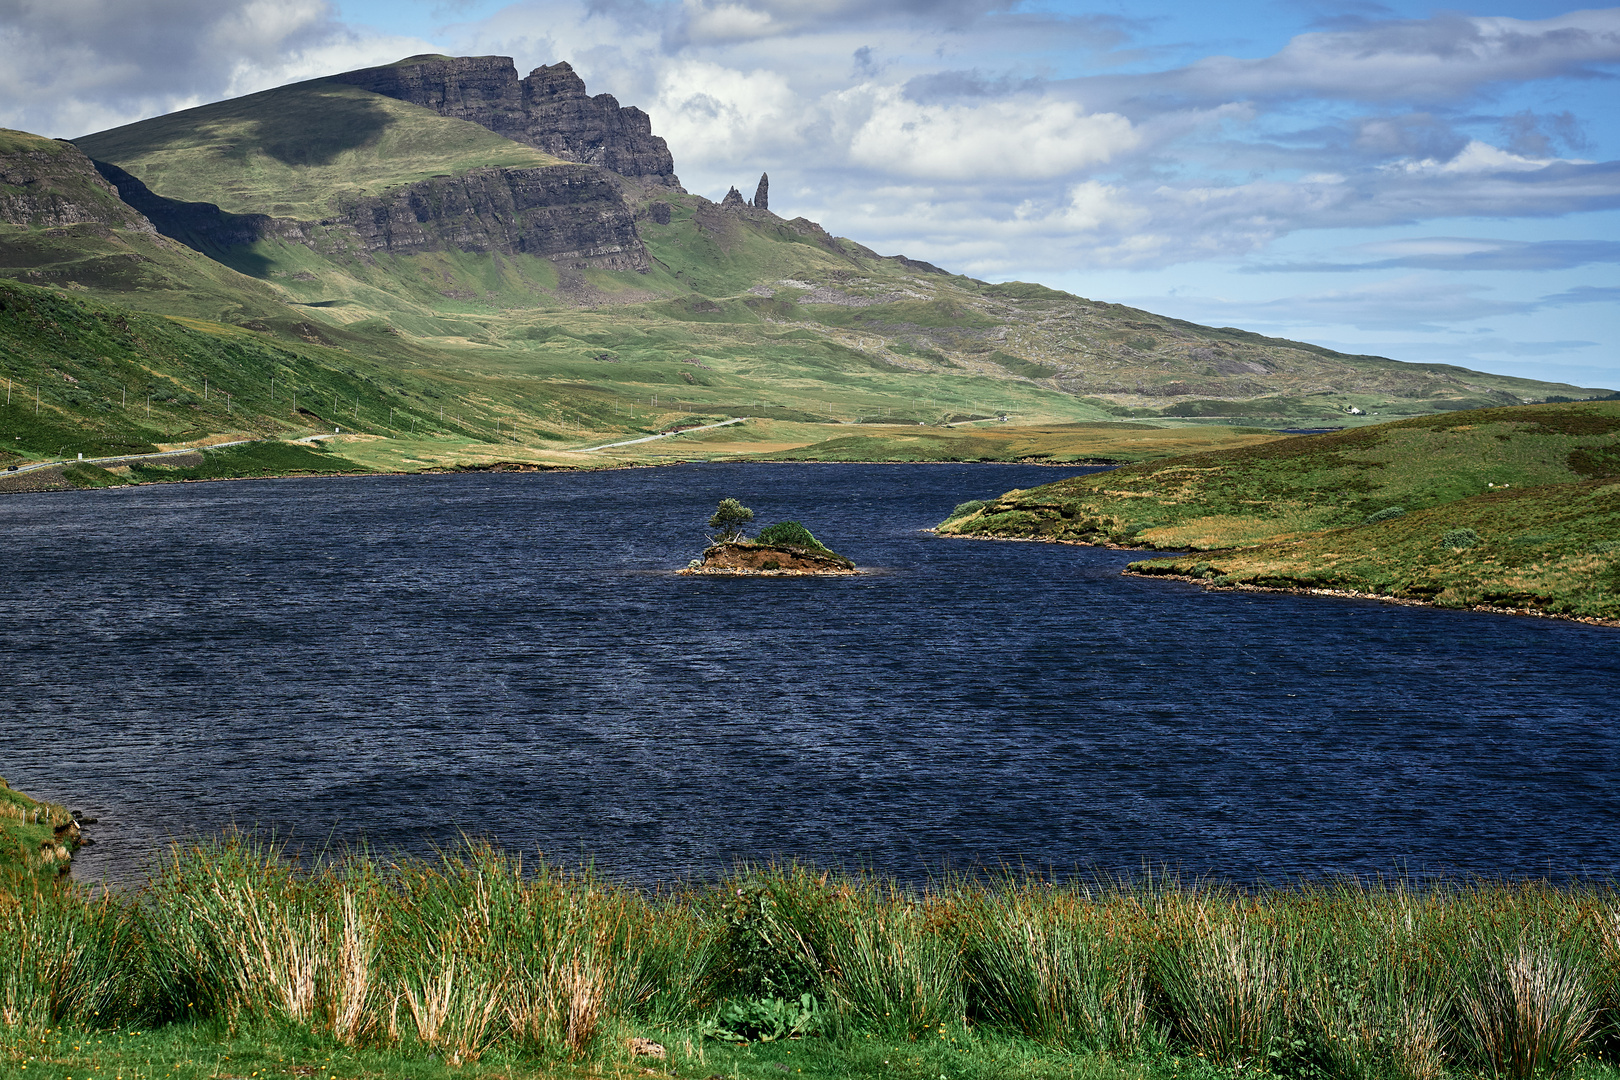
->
[{"left": 2, "top": 463, "right": 1618, "bottom": 887}]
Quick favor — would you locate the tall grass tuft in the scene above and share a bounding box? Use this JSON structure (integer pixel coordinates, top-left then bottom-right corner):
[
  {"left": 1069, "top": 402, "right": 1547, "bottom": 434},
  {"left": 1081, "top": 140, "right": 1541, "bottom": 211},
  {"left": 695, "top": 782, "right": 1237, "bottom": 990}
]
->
[
  {"left": 0, "top": 879, "right": 146, "bottom": 1033},
  {"left": 1152, "top": 893, "right": 1289, "bottom": 1066},
  {"left": 1291, "top": 885, "right": 1445, "bottom": 1080},
  {"left": 20, "top": 838, "right": 1620, "bottom": 1080},
  {"left": 1452, "top": 932, "right": 1596, "bottom": 1079},
  {"left": 963, "top": 879, "right": 1148, "bottom": 1052},
  {"left": 140, "top": 837, "right": 379, "bottom": 1035},
  {"left": 817, "top": 887, "right": 965, "bottom": 1038}
]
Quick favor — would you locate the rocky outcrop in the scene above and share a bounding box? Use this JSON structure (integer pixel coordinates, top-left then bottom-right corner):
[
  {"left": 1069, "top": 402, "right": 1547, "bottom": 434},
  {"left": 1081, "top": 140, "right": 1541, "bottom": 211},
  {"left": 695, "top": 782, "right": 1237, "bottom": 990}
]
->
[
  {"left": 94, "top": 160, "right": 648, "bottom": 270},
  {"left": 330, "top": 55, "right": 680, "bottom": 185},
  {"left": 337, "top": 165, "right": 648, "bottom": 268},
  {"left": 681, "top": 541, "right": 858, "bottom": 575},
  {"left": 720, "top": 186, "right": 746, "bottom": 209},
  {"left": 753, "top": 173, "right": 768, "bottom": 211},
  {"left": 0, "top": 132, "right": 156, "bottom": 232}
]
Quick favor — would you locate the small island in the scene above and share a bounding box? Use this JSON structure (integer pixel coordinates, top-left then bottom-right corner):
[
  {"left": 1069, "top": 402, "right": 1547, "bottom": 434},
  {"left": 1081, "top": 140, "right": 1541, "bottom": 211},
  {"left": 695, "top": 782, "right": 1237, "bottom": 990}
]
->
[{"left": 680, "top": 498, "right": 859, "bottom": 575}]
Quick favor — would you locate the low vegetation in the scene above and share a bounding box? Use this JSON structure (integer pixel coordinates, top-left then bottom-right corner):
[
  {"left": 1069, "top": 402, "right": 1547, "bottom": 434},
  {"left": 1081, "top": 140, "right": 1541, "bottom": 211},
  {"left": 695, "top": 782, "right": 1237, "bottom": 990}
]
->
[
  {"left": 1126, "top": 478, "right": 1620, "bottom": 621},
  {"left": 7, "top": 59, "right": 1613, "bottom": 481},
  {"left": 10, "top": 839, "right": 1620, "bottom": 1080},
  {"left": 940, "top": 402, "right": 1620, "bottom": 621},
  {"left": 0, "top": 779, "right": 80, "bottom": 879},
  {"left": 124, "top": 441, "right": 368, "bottom": 482}
]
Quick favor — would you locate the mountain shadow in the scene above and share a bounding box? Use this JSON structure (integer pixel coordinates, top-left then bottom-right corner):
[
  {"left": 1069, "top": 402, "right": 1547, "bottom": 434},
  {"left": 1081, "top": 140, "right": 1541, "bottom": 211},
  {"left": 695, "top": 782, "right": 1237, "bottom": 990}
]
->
[{"left": 91, "top": 161, "right": 275, "bottom": 278}]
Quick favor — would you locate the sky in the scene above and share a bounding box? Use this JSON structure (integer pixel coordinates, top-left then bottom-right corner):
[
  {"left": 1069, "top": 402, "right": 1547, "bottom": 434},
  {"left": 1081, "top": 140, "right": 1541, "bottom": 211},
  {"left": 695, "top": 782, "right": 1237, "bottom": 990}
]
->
[{"left": 1, "top": 0, "right": 1617, "bottom": 390}]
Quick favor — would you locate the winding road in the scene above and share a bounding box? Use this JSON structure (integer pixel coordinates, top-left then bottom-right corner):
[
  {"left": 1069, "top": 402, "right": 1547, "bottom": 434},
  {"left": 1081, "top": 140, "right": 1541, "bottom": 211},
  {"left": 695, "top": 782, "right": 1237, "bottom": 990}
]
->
[
  {"left": 567, "top": 417, "right": 745, "bottom": 453},
  {"left": 2, "top": 439, "right": 259, "bottom": 477}
]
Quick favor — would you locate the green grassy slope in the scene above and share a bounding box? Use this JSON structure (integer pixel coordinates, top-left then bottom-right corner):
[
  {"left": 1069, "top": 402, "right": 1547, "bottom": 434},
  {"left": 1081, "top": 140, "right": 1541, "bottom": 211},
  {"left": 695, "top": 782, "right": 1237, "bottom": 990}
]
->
[
  {"left": 1127, "top": 478, "right": 1620, "bottom": 621},
  {"left": 941, "top": 402, "right": 1620, "bottom": 547},
  {"left": 0, "top": 59, "right": 1608, "bottom": 471},
  {"left": 76, "top": 81, "right": 564, "bottom": 219},
  {"left": 939, "top": 401, "right": 1620, "bottom": 620},
  {"left": 748, "top": 422, "right": 1285, "bottom": 463},
  {"left": 68, "top": 73, "right": 1610, "bottom": 423},
  {"left": 0, "top": 127, "right": 297, "bottom": 324},
  {"left": 0, "top": 278, "right": 569, "bottom": 463}
]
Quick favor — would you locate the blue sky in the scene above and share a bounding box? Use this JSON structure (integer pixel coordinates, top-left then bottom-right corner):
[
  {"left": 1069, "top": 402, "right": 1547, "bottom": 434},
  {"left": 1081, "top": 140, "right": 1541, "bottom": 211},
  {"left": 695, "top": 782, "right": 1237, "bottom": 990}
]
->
[{"left": 2, "top": 0, "right": 1616, "bottom": 390}]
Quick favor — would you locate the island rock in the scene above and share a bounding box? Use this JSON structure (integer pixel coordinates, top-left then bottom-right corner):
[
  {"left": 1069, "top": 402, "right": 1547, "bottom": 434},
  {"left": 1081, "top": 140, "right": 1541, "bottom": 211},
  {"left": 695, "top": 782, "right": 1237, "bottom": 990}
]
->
[{"left": 681, "top": 541, "right": 858, "bottom": 575}]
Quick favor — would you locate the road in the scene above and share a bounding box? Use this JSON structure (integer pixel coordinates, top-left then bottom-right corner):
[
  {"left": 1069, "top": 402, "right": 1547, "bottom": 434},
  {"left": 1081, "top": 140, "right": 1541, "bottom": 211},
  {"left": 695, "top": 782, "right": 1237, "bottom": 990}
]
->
[
  {"left": 567, "top": 417, "right": 745, "bottom": 453},
  {"left": 3, "top": 415, "right": 747, "bottom": 475},
  {"left": 2, "top": 439, "right": 260, "bottom": 477}
]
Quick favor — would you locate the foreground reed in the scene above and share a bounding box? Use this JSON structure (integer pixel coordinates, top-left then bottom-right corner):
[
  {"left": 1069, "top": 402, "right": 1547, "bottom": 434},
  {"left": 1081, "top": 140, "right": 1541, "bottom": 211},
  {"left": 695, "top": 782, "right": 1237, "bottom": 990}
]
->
[{"left": 4, "top": 841, "right": 1619, "bottom": 1079}]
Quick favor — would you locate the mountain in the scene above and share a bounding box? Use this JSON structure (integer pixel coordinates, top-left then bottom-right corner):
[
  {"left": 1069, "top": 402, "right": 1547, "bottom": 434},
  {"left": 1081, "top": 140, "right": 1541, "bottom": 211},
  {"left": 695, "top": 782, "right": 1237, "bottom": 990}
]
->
[{"left": 0, "top": 56, "right": 1611, "bottom": 472}]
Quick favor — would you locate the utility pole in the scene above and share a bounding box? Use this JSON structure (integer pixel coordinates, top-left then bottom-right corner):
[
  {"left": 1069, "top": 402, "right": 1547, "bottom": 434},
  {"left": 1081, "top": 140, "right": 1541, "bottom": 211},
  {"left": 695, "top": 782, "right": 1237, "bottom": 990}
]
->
[{"left": 204, "top": 375, "right": 208, "bottom": 401}]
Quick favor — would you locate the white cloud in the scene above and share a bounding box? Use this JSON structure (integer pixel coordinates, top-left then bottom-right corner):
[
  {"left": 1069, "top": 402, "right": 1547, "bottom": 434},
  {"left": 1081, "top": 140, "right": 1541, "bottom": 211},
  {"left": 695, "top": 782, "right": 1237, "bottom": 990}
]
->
[
  {"left": 1386, "top": 139, "right": 1583, "bottom": 176},
  {"left": 844, "top": 86, "right": 1136, "bottom": 180},
  {"left": 651, "top": 59, "right": 799, "bottom": 167},
  {"left": 1077, "top": 8, "right": 1620, "bottom": 109}
]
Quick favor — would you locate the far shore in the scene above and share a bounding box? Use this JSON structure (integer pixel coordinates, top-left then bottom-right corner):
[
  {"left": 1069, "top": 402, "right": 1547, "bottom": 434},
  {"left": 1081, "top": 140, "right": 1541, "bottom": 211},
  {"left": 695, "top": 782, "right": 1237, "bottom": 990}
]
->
[{"left": 937, "top": 529, "right": 1620, "bottom": 629}]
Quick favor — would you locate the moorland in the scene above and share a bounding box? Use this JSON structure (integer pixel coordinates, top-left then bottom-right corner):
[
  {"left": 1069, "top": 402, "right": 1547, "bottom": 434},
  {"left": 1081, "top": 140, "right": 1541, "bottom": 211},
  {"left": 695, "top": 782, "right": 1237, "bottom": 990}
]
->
[
  {"left": 4, "top": 50, "right": 1620, "bottom": 1080},
  {"left": 938, "top": 400, "right": 1620, "bottom": 623},
  {"left": 1, "top": 55, "right": 1611, "bottom": 487}
]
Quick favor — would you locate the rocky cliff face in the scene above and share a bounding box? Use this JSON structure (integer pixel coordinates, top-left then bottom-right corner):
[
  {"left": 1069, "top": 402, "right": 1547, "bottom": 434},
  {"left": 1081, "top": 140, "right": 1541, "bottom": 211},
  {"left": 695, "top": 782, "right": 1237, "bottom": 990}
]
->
[
  {"left": 0, "top": 132, "right": 156, "bottom": 232},
  {"left": 95, "top": 160, "right": 648, "bottom": 270},
  {"left": 331, "top": 55, "right": 680, "bottom": 186},
  {"left": 339, "top": 165, "right": 648, "bottom": 269}
]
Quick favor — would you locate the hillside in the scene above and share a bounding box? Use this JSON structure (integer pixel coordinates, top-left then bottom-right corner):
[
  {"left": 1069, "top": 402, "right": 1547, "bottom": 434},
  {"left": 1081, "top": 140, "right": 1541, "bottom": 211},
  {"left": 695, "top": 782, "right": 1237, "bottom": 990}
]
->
[
  {"left": 0, "top": 128, "right": 302, "bottom": 324},
  {"left": 0, "top": 55, "right": 1611, "bottom": 476},
  {"left": 938, "top": 401, "right": 1620, "bottom": 620}
]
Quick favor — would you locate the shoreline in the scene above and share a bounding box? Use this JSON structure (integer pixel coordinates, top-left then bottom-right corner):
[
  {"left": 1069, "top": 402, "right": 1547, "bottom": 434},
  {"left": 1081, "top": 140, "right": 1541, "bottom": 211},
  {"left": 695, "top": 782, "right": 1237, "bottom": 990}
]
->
[
  {"left": 0, "top": 454, "right": 1112, "bottom": 496},
  {"left": 1123, "top": 568, "right": 1620, "bottom": 629},
  {"left": 938, "top": 530, "right": 1620, "bottom": 629}
]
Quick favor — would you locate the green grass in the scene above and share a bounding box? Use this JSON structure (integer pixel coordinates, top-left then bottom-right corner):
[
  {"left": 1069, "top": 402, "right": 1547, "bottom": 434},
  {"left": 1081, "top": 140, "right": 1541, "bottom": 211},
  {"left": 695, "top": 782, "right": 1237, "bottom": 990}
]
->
[
  {"left": 0, "top": 780, "right": 78, "bottom": 881},
  {"left": 942, "top": 402, "right": 1620, "bottom": 544},
  {"left": 75, "top": 81, "right": 563, "bottom": 220},
  {"left": 13, "top": 841, "right": 1620, "bottom": 1080},
  {"left": 6, "top": 74, "right": 1615, "bottom": 477},
  {"left": 939, "top": 401, "right": 1620, "bottom": 621},
  {"left": 1125, "top": 477, "right": 1620, "bottom": 620},
  {"left": 125, "top": 442, "right": 368, "bottom": 482}
]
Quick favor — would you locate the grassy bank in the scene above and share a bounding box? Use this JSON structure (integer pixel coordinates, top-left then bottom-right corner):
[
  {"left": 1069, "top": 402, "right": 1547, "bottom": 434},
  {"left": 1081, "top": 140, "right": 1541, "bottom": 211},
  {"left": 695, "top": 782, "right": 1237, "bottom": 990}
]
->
[
  {"left": 10, "top": 840, "right": 1620, "bottom": 1080},
  {"left": 1124, "top": 477, "right": 1620, "bottom": 622},
  {"left": 938, "top": 402, "right": 1620, "bottom": 622},
  {"left": 0, "top": 779, "right": 80, "bottom": 879}
]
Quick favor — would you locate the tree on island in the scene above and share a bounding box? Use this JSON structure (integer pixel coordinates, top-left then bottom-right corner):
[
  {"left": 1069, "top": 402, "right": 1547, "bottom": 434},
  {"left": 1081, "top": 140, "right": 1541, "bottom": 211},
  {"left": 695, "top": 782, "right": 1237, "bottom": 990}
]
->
[{"left": 707, "top": 498, "right": 754, "bottom": 542}]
